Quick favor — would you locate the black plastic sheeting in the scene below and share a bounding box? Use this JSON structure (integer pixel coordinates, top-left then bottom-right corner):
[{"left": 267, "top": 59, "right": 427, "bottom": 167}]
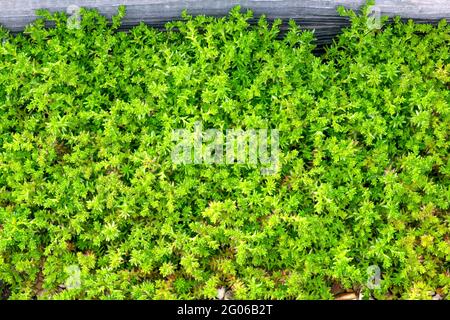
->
[{"left": 1, "top": 1, "right": 449, "bottom": 45}]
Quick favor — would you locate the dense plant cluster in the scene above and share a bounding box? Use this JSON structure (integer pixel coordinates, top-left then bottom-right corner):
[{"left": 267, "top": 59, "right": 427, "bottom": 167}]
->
[{"left": 0, "top": 3, "right": 449, "bottom": 300}]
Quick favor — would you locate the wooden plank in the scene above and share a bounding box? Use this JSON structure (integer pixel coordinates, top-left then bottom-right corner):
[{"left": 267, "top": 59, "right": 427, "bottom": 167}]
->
[{"left": 1, "top": 1, "right": 449, "bottom": 45}]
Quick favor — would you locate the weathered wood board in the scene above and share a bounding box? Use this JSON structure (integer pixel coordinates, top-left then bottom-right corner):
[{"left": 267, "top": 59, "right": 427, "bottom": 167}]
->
[{"left": 1, "top": 1, "right": 449, "bottom": 45}]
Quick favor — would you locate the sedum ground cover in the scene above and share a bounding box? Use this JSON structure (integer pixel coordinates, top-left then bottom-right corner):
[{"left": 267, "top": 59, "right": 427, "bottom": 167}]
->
[{"left": 0, "top": 3, "right": 449, "bottom": 300}]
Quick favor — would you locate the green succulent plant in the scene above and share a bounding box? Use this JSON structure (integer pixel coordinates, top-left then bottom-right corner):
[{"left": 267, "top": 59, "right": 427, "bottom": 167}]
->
[{"left": 0, "top": 1, "right": 448, "bottom": 300}]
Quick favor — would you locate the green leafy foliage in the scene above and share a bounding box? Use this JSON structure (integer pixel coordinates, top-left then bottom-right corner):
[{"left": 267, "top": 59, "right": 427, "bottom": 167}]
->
[{"left": 0, "top": 3, "right": 449, "bottom": 300}]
